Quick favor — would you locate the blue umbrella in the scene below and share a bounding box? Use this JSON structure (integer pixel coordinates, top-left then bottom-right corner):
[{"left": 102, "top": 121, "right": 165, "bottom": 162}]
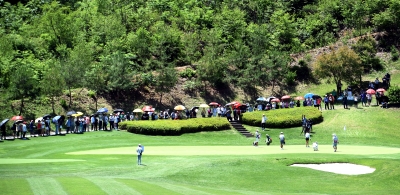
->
[
  {"left": 66, "top": 110, "right": 76, "bottom": 116},
  {"left": 97, "top": 108, "right": 108, "bottom": 113},
  {"left": 256, "top": 97, "right": 268, "bottom": 102},
  {"left": 304, "top": 93, "right": 314, "bottom": 99},
  {"left": 52, "top": 116, "right": 61, "bottom": 123},
  {"left": 0, "top": 119, "right": 9, "bottom": 127}
]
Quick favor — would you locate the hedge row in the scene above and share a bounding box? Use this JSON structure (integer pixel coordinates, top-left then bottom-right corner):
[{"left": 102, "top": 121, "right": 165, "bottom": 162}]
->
[
  {"left": 241, "top": 107, "right": 323, "bottom": 128},
  {"left": 119, "top": 118, "right": 231, "bottom": 135}
]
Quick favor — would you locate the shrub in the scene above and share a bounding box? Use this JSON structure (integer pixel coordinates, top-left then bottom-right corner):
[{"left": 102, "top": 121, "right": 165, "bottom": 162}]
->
[
  {"left": 391, "top": 45, "right": 399, "bottom": 61},
  {"left": 179, "top": 68, "right": 196, "bottom": 78},
  {"left": 60, "top": 99, "right": 67, "bottom": 109},
  {"left": 120, "top": 118, "right": 231, "bottom": 135},
  {"left": 241, "top": 107, "right": 323, "bottom": 128},
  {"left": 388, "top": 86, "right": 400, "bottom": 103},
  {"left": 285, "top": 70, "right": 297, "bottom": 86}
]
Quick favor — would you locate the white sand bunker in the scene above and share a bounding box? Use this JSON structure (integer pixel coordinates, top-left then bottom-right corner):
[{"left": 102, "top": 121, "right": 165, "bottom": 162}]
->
[{"left": 291, "top": 163, "right": 375, "bottom": 175}]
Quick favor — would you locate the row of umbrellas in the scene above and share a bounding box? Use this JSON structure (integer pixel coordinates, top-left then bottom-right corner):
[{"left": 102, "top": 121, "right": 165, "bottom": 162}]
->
[{"left": 255, "top": 88, "right": 387, "bottom": 103}]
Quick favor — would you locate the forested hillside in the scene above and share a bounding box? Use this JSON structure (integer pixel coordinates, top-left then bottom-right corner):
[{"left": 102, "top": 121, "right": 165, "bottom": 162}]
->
[{"left": 1, "top": 0, "right": 400, "bottom": 116}]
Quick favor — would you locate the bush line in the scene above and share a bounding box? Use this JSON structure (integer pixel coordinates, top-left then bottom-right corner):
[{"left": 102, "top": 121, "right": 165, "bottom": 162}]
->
[
  {"left": 241, "top": 107, "right": 323, "bottom": 128},
  {"left": 120, "top": 118, "right": 231, "bottom": 135}
]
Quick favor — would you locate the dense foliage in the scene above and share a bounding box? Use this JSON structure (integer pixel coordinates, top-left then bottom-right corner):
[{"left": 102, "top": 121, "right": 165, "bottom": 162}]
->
[
  {"left": 120, "top": 117, "right": 231, "bottom": 135},
  {"left": 1, "top": 0, "right": 400, "bottom": 116},
  {"left": 242, "top": 107, "right": 323, "bottom": 128},
  {"left": 387, "top": 85, "right": 400, "bottom": 103}
]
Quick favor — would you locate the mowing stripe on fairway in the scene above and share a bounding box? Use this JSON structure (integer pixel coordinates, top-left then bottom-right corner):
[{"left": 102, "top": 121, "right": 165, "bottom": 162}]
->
[
  {"left": 0, "top": 159, "right": 85, "bottom": 164},
  {"left": 156, "top": 182, "right": 215, "bottom": 195},
  {"left": 85, "top": 177, "right": 142, "bottom": 195},
  {"left": 67, "top": 145, "right": 400, "bottom": 156},
  {"left": 117, "top": 178, "right": 182, "bottom": 195},
  {"left": 27, "top": 177, "right": 68, "bottom": 195},
  {"left": 57, "top": 177, "right": 107, "bottom": 195},
  {"left": 0, "top": 179, "right": 33, "bottom": 195}
]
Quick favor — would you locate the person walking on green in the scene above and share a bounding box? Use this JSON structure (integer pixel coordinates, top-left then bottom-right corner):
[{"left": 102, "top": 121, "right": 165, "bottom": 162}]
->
[
  {"left": 136, "top": 144, "right": 144, "bottom": 165},
  {"left": 279, "top": 132, "right": 285, "bottom": 150},
  {"left": 332, "top": 134, "right": 339, "bottom": 152}
]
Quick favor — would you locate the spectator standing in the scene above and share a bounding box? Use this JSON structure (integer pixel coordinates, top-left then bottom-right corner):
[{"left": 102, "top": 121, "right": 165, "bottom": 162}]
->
[
  {"left": 305, "top": 132, "right": 310, "bottom": 147},
  {"left": 1, "top": 125, "right": 6, "bottom": 140},
  {"left": 41, "top": 119, "right": 45, "bottom": 136},
  {"left": 375, "top": 91, "right": 381, "bottom": 106},
  {"left": 343, "top": 95, "right": 348, "bottom": 109},
  {"left": 261, "top": 114, "right": 267, "bottom": 131},
  {"left": 109, "top": 114, "right": 114, "bottom": 130},
  {"left": 332, "top": 134, "right": 339, "bottom": 152},
  {"left": 375, "top": 78, "right": 380, "bottom": 88},
  {"left": 279, "top": 132, "right": 285, "bottom": 150},
  {"left": 114, "top": 114, "right": 119, "bottom": 130},
  {"left": 29, "top": 120, "right": 35, "bottom": 137},
  {"left": 90, "top": 115, "right": 95, "bottom": 131},
  {"left": 254, "top": 130, "right": 260, "bottom": 146},
  {"left": 317, "top": 98, "right": 322, "bottom": 111},
  {"left": 84, "top": 116, "right": 89, "bottom": 132},
  {"left": 324, "top": 95, "right": 329, "bottom": 110},
  {"left": 21, "top": 122, "right": 27, "bottom": 139},
  {"left": 329, "top": 94, "right": 335, "bottom": 110},
  {"left": 354, "top": 94, "right": 359, "bottom": 108},
  {"left": 366, "top": 93, "right": 372, "bottom": 106},
  {"left": 45, "top": 118, "right": 51, "bottom": 135},
  {"left": 361, "top": 92, "right": 366, "bottom": 106},
  {"left": 136, "top": 144, "right": 143, "bottom": 165},
  {"left": 37, "top": 120, "right": 42, "bottom": 135},
  {"left": 98, "top": 114, "right": 103, "bottom": 130},
  {"left": 104, "top": 115, "right": 108, "bottom": 130}
]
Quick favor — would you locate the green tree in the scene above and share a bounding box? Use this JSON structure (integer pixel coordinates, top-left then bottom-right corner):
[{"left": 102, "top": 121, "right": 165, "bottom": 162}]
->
[
  {"left": 313, "top": 46, "right": 362, "bottom": 93},
  {"left": 84, "top": 62, "right": 108, "bottom": 110},
  {"left": 373, "top": 0, "right": 400, "bottom": 32},
  {"left": 9, "top": 58, "right": 38, "bottom": 115},
  {"left": 58, "top": 41, "right": 92, "bottom": 109},
  {"left": 41, "top": 60, "right": 66, "bottom": 114},
  {"left": 352, "top": 35, "right": 381, "bottom": 84},
  {"left": 154, "top": 66, "right": 178, "bottom": 105}
]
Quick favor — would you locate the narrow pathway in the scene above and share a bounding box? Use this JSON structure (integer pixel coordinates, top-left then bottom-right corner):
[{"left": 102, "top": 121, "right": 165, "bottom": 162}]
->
[{"left": 229, "top": 121, "right": 253, "bottom": 137}]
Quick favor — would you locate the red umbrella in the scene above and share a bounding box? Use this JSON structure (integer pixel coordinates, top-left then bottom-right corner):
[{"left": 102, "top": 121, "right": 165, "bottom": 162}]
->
[
  {"left": 366, "top": 89, "right": 376, "bottom": 94},
  {"left": 271, "top": 98, "right": 281, "bottom": 103},
  {"left": 281, "top": 95, "right": 291, "bottom": 100},
  {"left": 294, "top": 96, "right": 304, "bottom": 101},
  {"left": 11, "top": 116, "right": 23, "bottom": 121},
  {"left": 209, "top": 102, "right": 219, "bottom": 106},
  {"left": 376, "top": 88, "right": 386, "bottom": 93},
  {"left": 142, "top": 106, "right": 153, "bottom": 112}
]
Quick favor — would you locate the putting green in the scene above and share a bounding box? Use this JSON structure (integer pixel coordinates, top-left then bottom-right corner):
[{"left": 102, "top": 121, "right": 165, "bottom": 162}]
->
[
  {"left": 66, "top": 145, "right": 400, "bottom": 156},
  {"left": 0, "top": 159, "right": 85, "bottom": 164}
]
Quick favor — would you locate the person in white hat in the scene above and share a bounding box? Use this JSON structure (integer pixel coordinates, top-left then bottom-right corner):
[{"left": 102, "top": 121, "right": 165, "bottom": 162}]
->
[
  {"left": 312, "top": 141, "right": 318, "bottom": 151},
  {"left": 279, "top": 132, "right": 285, "bottom": 150},
  {"left": 332, "top": 134, "right": 339, "bottom": 152},
  {"left": 136, "top": 144, "right": 144, "bottom": 165}
]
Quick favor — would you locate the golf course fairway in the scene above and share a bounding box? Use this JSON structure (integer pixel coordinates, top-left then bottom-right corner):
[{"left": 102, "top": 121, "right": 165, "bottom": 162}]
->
[{"left": 67, "top": 145, "right": 400, "bottom": 156}]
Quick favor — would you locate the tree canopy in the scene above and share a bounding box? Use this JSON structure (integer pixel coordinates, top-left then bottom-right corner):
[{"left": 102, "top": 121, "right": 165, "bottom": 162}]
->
[
  {"left": 0, "top": 0, "right": 399, "bottom": 115},
  {"left": 313, "top": 46, "right": 362, "bottom": 91}
]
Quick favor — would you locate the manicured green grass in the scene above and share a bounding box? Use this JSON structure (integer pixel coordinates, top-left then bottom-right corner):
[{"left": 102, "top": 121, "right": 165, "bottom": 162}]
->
[{"left": 0, "top": 106, "right": 400, "bottom": 194}]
